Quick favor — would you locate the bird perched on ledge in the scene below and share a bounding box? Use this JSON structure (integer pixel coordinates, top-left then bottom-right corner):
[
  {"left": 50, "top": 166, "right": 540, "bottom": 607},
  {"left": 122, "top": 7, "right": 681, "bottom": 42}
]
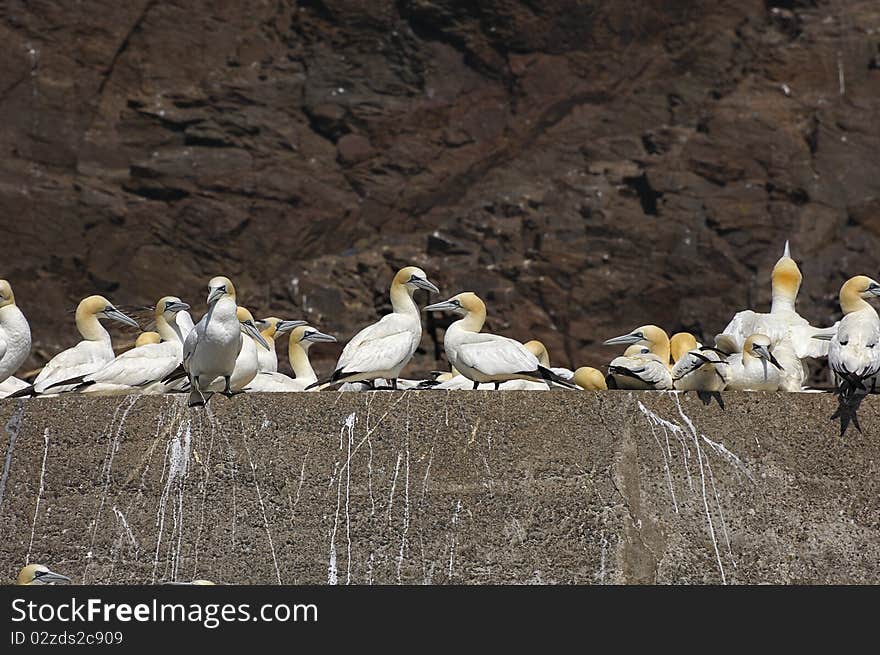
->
[{"left": 0, "top": 280, "right": 31, "bottom": 395}]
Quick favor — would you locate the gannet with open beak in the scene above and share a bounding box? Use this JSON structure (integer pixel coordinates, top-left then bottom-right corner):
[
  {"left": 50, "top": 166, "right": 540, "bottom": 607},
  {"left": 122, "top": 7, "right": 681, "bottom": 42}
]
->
[
  {"left": 0, "top": 280, "right": 31, "bottom": 397},
  {"left": 718, "top": 241, "right": 835, "bottom": 390},
  {"left": 247, "top": 323, "right": 336, "bottom": 392},
  {"left": 16, "top": 564, "right": 71, "bottom": 585},
  {"left": 424, "top": 292, "right": 574, "bottom": 389},
  {"left": 182, "top": 276, "right": 246, "bottom": 406},
  {"left": 71, "top": 297, "right": 190, "bottom": 395},
  {"left": 13, "top": 295, "right": 140, "bottom": 396},
  {"left": 310, "top": 266, "right": 439, "bottom": 390},
  {"left": 724, "top": 334, "right": 784, "bottom": 391},
  {"left": 603, "top": 325, "right": 673, "bottom": 390},
  {"left": 573, "top": 366, "right": 607, "bottom": 391}
]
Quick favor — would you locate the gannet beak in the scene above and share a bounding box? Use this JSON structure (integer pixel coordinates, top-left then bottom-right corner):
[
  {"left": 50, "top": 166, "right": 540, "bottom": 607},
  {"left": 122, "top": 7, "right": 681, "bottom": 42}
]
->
[
  {"left": 104, "top": 307, "right": 140, "bottom": 329},
  {"left": 207, "top": 286, "right": 226, "bottom": 305},
  {"left": 754, "top": 345, "right": 783, "bottom": 371},
  {"left": 34, "top": 569, "right": 72, "bottom": 585},
  {"left": 165, "top": 301, "right": 190, "bottom": 313},
  {"left": 242, "top": 321, "right": 271, "bottom": 350},
  {"left": 276, "top": 320, "right": 308, "bottom": 334},
  {"left": 868, "top": 282, "right": 880, "bottom": 297},
  {"left": 410, "top": 276, "right": 440, "bottom": 294},
  {"left": 424, "top": 299, "right": 459, "bottom": 312},
  {"left": 304, "top": 330, "right": 337, "bottom": 343},
  {"left": 603, "top": 333, "right": 642, "bottom": 346}
]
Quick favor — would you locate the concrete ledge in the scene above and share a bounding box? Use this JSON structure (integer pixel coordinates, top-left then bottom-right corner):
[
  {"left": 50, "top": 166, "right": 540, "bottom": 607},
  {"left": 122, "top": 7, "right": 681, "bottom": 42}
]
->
[{"left": 0, "top": 391, "right": 877, "bottom": 584}]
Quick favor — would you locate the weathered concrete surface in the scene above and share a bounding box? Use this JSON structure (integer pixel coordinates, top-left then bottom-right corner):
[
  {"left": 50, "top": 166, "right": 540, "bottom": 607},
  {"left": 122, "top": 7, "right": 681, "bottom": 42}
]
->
[{"left": 0, "top": 391, "right": 877, "bottom": 585}]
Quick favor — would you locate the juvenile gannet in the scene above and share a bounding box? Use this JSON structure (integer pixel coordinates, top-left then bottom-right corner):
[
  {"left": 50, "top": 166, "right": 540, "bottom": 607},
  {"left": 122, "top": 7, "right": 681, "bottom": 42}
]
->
[
  {"left": 603, "top": 325, "right": 672, "bottom": 390},
  {"left": 817, "top": 276, "right": 880, "bottom": 399},
  {"left": 182, "top": 276, "right": 247, "bottom": 406},
  {"left": 424, "top": 292, "right": 574, "bottom": 389},
  {"left": 247, "top": 324, "right": 337, "bottom": 392},
  {"left": 309, "top": 266, "right": 439, "bottom": 390},
  {"left": 572, "top": 366, "right": 607, "bottom": 391},
  {"left": 15, "top": 564, "right": 71, "bottom": 585},
  {"left": 72, "top": 298, "right": 190, "bottom": 396},
  {"left": 724, "top": 334, "right": 784, "bottom": 391},
  {"left": 719, "top": 241, "right": 835, "bottom": 390},
  {"left": 670, "top": 332, "right": 729, "bottom": 404},
  {"left": 12, "top": 295, "right": 140, "bottom": 396},
  {"left": 0, "top": 280, "right": 31, "bottom": 388}
]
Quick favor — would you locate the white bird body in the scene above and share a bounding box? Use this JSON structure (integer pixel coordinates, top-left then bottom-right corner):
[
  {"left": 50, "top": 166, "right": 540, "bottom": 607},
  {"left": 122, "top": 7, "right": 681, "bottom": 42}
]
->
[
  {"left": 724, "top": 334, "right": 784, "bottom": 391},
  {"left": 202, "top": 328, "right": 258, "bottom": 393},
  {"left": 0, "top": 282, "right": 31, "bottom": 384},
  {"left": 669, "top": 333, "right": 728, "bottom": 392},
  {"left": 608, "top": 351, "right": 672, "bottom": 390},
  {"left": 823, "top": 276, "right": 880, "bottom": 394},
  {"left": 245, "top": 323, "right": 331, "bottom": 393}
]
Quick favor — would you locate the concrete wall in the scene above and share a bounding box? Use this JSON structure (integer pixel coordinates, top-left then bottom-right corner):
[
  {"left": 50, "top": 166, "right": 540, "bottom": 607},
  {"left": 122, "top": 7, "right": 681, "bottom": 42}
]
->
[{"left": 0, "top": 391, "right": 877, "bottom": 585}]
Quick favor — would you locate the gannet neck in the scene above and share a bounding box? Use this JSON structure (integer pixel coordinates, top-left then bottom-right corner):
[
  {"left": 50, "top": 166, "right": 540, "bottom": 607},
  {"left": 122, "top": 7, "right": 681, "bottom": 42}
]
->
[
  {"left": 0, "top": 280, "right": 15, "bottom": 308},
  {"left": 289, "top": 340, "right": 316, "bottom": 381},
  {"left": 524, "top": 340, "right": 550, "bottom": 366},
  {"left": 154, "top": 314, "right": 179, "bottom": 343},
  {"left": 670, "top": 332, "right": 698, "bottom": 363},
  {"left": 840, "top": 276, "right": 876, "bottom": 315},
  {"left": 770, "top": 253, "right": 802, "bottom": 313},
  {"left": 390, "top": 279, "right": 420, "bottom": 317},
  {"left": 75, "top": 296, "right": 112, "bottom": 342}
]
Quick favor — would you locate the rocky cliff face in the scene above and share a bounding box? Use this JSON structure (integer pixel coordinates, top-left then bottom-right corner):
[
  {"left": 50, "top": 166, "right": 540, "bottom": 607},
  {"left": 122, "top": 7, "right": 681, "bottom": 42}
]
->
[{"left": 1, "top": 1, "right": 879, "bottom": 376}]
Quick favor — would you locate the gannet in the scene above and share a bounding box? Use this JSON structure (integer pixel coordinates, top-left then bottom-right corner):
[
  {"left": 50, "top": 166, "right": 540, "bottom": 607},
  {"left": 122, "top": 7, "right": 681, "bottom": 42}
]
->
[
  {"left": 254, "top": 317, "right": 295, "bottom": 373},
  {"left": 718, "top": 241, "right": 835, "bottom": 390},
  {"left": 424, "top": 292, "right": 574, "bottom": 389},
  {"left": 309, "top": 266, "right": 439, "bottom": 390},
  {"left": 572, "top": 366, "right": 607, "bottom": 391},
  {"left": 247, "top": 323, "right": 336, "bottom": 392},
  {"left": 15, "top": 564, "right": 71, "bottom": 585},
  {"left": 0, "top": 280, "right": 31, "bottom": 388},
  {"left": 603, "top": 325, "right": 673, "bottom": 390},
  {"left": 724, "top": 334, "right": 784, "bottom": 391},
  {"left": 71, "top": 297, "right": 190, "bottom": 396},
  {"left": 670, "top": 332, "right": 729, "bottom": 405},
  {"left": 182, "top": 276, "right": 246, "bottom": 406},
  {"left": 193, "top": 306, "right": 270, "bottom": 397},
  {"left": 497, "top": 339, "right": 570, "bottom": 390},
  {"left": 12, "top": 295, "right": 140, "bottom": 396},
  {"left": 136, "top": 331, "right": 162, "bottom": 347}
]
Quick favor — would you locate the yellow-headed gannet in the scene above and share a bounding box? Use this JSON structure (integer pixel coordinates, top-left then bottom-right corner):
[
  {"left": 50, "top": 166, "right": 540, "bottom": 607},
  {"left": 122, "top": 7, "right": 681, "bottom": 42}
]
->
[
  {"left": 310, "top": 266, "right": 439, "bottom": 390},
  {"left": 424, "top": 292, "right": 574, "bottom": 389},
  {"left": 195, "top": 306, "right": 270, "bottom": 397},
  {"left": 718, "top": 241, "right": 835, "bottom": 390},
  {"left": 16, "top": 564, "right": 71, "bottom": 585},
  {"left": 724, "top": 334, "right": 784, "bottom": 391},
  {"left": 14, "top": 295, "right": 140, "bottom": 396},
  {"left": 255, "top": 317, "right": 289, "bottom": 373},
  {"left": 248, "top": 323, "right": 336, "bottom": 392},
  {"left": 73, "top": 297, "right": 190, "bottom": 395},
  {"left": 670, "top": 332, "right": 729, "bottom": 405},
  {"left": 603, "top": 325, "right": 673, "bottom": 390},
  {"left": 572, "top": 366, "right": 607, "bottom": 391},
  {"left": 496, "top": 339, "right": 570, "bottom": 390},
  {"left": 135, "top": 331, "right": 162, "bottom": 347},
  {"left": 0, "top": 280, "right": 31, "bottom": 397}
]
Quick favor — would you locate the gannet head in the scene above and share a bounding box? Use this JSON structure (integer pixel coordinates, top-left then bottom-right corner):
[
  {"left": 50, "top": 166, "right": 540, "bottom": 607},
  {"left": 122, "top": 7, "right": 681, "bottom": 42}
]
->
[
  {"left": 604, "top": 325, "right": 667, "bottom": 348},
  {"left": 771, "top": 240, "right": 802, "bottom": 303},
  {"left": 16, "top": 564, "right": 71, "bottom": 585},
  {"left": 524, "top": 340, "right": 550, "bottom": 366},
  {"left": 288, "top": 325, "right": 338, "bottom": 349},
  {"left": 255, "top": 317, "right": 283, "bottom": 339},
  {"left": 274, "top": 319, "right": 309, "bottom": 335},
  {"left": 207, "top": 276, "right": 236, "bottom": 305},
  {"left": 743, "top": 333, "right": 783, "bottom": 379},
  {"left": 670, "top": 332, "right": 699, "bottom": 363},
  {"left": 573, "top": 366, "right": 607, "bottom": 391},
  {"left": 623, "top": 345, "right": 651, "bottom": 356},
  {"left": 136, "top": 331, "right": 162, "bottom": 347},
  {"left": 237, "top": 307, "right": 270, "bottom": 350},
  {"left": 393, "top": 266, "right": 440, "bottom": 295},
  {"left": 0, "top": 280, "right": 16, "bottom": 308},
  {"left": 424, "top": 291, "right": 485, "bottom": 316},
  {"left": 840, "top": 275, "right": 880, "bottom": 314},
  {"left": 155, "top": 296, "right": 190, "bottom": 320},
  {"left": 79, "top": 295, "right": 140, "bottom": 329}
]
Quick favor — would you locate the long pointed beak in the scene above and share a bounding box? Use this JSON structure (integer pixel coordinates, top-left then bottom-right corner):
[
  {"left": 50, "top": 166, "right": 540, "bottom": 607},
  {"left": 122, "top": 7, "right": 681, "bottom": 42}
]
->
[
  {"left": 242, "top": 322, "right": 271, "bottom": 350},
  {"left": 106, "top": 308, "right": 140, "bottom": 329},
  {"left": 424, "top": 299, "right": 458, "bottom": 312},
  {"left": 412, "top": 277, "right": 440, "bottom": 294},
  {"left": 276, "top": 319, "right": 308, "bottom": 334},
  {"left": 166, "top": 301, "right": 190, "bottom": 313},
  {"left": 37, "top": 570, "right": 72, "bottom": 585},
  {"left": 207, "top": 287, "right": 225, "bottom": 305},
  {"left": 755, "top": 345, "right": 783, "bottom": 371},
  {"left": 304, "top": 330, "right": 337, "bottom": 343},
  {"left": 603, "top": 333, "right": 642, "bottom": 346}
]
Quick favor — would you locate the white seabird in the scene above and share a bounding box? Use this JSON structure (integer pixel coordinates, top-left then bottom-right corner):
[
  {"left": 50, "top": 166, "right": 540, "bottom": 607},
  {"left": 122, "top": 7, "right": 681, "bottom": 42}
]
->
[
  {"left": 247, "top": 323, "right": 336, "bottom": 392},
  {"left": 0, "top": 280, "right": 32, "bottom": 397},
  {"left": 309, "top": 266, "right": 439, "bottom": 390},
  {"left": 572, "top": 366, "right": 607, "bottom": 391},
  {"left": 724, "top": 334, "right": 784, "bottom": 391},
  {"left": 603, "top": 325, "right": 673, "bottom": 390},
  {"left": 424, "top": 292, "right": 574, "bottom": 389},
  {"left": 669, "top": 331, "right": 729, "bottom": 404}
]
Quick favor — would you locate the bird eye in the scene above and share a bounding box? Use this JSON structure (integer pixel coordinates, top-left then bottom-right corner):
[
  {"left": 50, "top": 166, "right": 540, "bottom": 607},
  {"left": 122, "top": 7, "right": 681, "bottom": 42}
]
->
[
  {"left": 452, "top": 300, "right": 461, "bottom": 307},
  {"left": 841, "top": 340, "right": 849, "bottom": 346},
  {"left": 33, "top": 570, "right": 46, "bottom": 578}
]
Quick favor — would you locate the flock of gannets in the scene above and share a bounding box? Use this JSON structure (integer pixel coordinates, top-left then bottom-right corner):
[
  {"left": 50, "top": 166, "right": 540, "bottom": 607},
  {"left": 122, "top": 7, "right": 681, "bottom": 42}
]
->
[{"left": 1, "top": 243, "right": 879, "bottom": 417}]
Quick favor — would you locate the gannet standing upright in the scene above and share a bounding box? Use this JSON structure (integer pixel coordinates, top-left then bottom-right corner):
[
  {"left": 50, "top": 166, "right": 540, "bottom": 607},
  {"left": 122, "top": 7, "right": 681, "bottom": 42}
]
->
[
  {"left": 0, "top": 280, "right": 31, "bottom": 395},
  {"left": 603, "top": 325, "right": 673, "bottom": 390},
  {"left": 15, "top": 564, "right": 71, "bottom": 585},
  {"left": 424, "top": 292, "right": 574, "bottom": 389},
  {"left": 310, "top": 266, "right": 439, "bottom": 390},
  {"left": 183, "top": 276, "right": 245, "bottom": 406},
  {"left": 197, "top": 306, "right": 270, "bottom": 394},
  {"left": 16, "top": 295, "right": 140, "bottom": 396},
  {"left": 247, "top": 324, "right": 337, "bottom": 392},
  {"left": 719, "top": 241, "right": 834, "bottom": 390}
]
